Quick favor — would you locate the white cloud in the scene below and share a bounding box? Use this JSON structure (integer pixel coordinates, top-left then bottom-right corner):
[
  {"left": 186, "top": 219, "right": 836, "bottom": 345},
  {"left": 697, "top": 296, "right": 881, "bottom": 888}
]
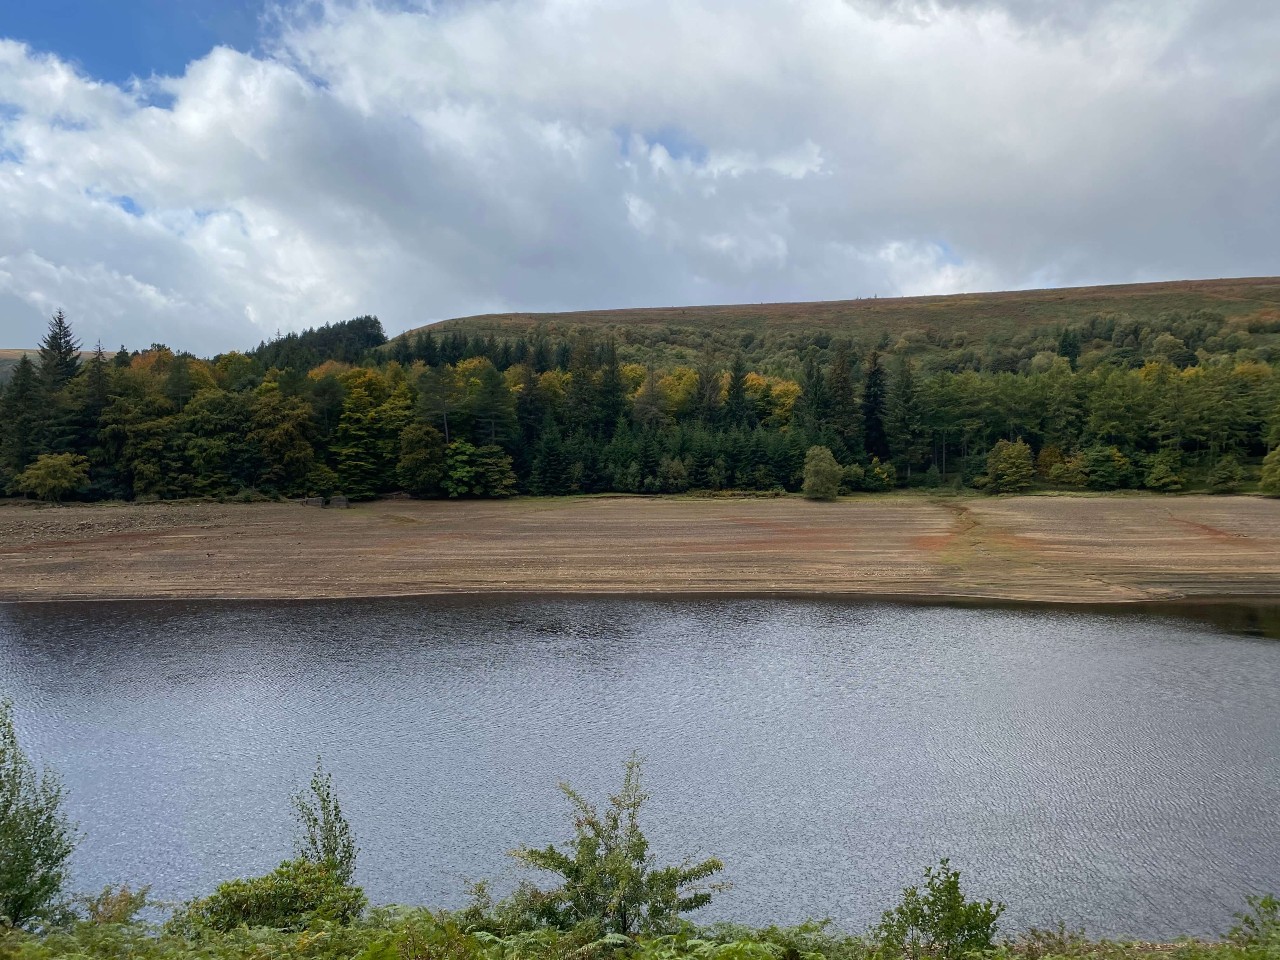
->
[{"left": 0, "top": 0, "right": 1277, "bottom": 353}]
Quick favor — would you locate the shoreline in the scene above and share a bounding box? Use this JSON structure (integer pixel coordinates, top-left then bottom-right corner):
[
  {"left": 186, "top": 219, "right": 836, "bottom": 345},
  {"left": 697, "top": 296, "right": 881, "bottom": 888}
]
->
[{"left": 3, "top": 494, "right": 1280, "bottom": 607}]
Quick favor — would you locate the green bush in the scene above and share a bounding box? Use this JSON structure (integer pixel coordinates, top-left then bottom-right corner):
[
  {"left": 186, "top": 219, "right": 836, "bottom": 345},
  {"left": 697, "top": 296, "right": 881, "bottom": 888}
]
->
[
  {"left": 1262, "top": 448, "right": 1280, "bottom": 496},
  {"left": 983, "top": 439, "right": 1034, "bottom": 494},
  {"left": 0, "top": 699, "right": 79, "bottom": 930},
  {"left": 803, "top": 446, "right": 842, "bottom": 501},
  {"left": 873, "top": 859, "right": 1004, "bottom": 960},
  {"left": 1083, "top": 445, "right": 1132, "bottom": 490},
  {"left": 1230, "top": 893, "right": 1280, "bottom": 947},
  {"left": 864, "top": 457, "right": 896, "bottom": 492},
  {"left": 174, "top": 858, "right": 366, "bottom": 933},
  {"left": 75, "top": 884, "right": 150, "bottom": 925},
  {"left": 11, "top": 453, "right": 89, "bottom": 502},
  {"left": 511, "top": 754, "right": 725, "bottom": 936},
  {"left": 292, "top": 761, "right": 359, "bottom": 885},
  {"left": 1144, "top": 450, "right": 1184, "bottom": 492},
  {"left": 1209, "top": 455, "right": 1245, "bottom": 493}
]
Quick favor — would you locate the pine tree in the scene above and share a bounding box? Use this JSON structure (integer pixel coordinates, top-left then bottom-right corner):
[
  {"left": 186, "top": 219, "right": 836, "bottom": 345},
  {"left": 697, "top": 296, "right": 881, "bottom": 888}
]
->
[
  {"left": 862, "top": 350, "right": 889, "bottom": 460},
  {"left": 0, "top": 356, "right": 43, "bottom": 486},
  {"left": 597, "top": 340, "right": 626, "bottom": 436},
  {"left": 886, "top": 358, "right": 928, "bottom": 479},
  {"left": 724, "top": 354, "right": 752, "bottom": 428},
  {"left": 827, "top": 342, "right": 861, "bottom": 457},
  {"left": 38, "top": 310, "right": 81, "bottom": 388}
]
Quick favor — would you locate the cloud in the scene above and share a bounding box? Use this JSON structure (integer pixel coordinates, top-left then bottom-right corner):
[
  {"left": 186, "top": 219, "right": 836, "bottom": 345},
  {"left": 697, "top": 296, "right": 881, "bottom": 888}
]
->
[{"left": 0, "top": 0, "right": 1277, "bottom": 354}]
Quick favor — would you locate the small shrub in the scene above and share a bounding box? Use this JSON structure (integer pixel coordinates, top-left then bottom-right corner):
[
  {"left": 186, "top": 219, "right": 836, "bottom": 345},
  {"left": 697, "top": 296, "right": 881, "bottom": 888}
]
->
[
  {"left": 292, "top": 761, "right": 359, "bottom": 885},
  {"left": 175, "top": 858, "right": 366, "bottom": 933},
  {"left": 11, "top": 454, "right": 89, "bottom": 502},
  {"left": 1082, "top": 446, "right": 1132, "bottom": 490},
  {"left": 1229, "top": 893, "right": 1280, "bottom": 947},
  {"left": 1208, "top": 455, "right": 1245, "bottom": 493},
  {"left": 841, "top": 463, "right": 867, "bottom": 495},
  {"left": 1144, "top": 451, "right": 1184, "bottom": 492},
  {"left": 0, "top": 699, "right": 80, "bottom": 930},
  {"left": 803, "top": 446, "right": 842, "bottom": 501},
  {"left": 983, "top": 440, "right": 1034, "bottom": 494},
  {"left": 75, "top": 884, "right": 150, "bottom": 925},
  {"left": 873, "top": 859, "right": 1004, "bottom": 960},
  {"left": 512, "top": 754, "right": 725, "bottom": 936},
  {"left": 1262, "top": 448, "right": 1280, "bottom": 496},
  {"left": 1047, "top": 455, "right": 1088, "bottom": 487},
  {"left": 864, "top": 457, "right": 896, "bottom": 492}
]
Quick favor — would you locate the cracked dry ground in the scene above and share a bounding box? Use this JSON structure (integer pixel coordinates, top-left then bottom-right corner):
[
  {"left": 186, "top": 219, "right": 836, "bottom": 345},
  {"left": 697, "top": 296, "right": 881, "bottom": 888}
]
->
[{"left": 1, "top": 495, "right": 1280, "bottom": 602}]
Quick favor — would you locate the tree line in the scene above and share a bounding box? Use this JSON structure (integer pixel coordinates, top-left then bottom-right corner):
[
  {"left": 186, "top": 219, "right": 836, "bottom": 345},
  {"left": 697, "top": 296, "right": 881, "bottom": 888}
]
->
[{"left": 2, "top": 309, "right": 1279, "bottom": 502}]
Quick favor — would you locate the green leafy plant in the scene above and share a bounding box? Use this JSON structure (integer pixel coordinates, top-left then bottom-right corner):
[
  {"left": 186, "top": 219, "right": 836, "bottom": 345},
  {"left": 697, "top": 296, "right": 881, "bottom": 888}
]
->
[
  {"left": 983, "top": 439, "right": 1034, "bottom": 494},
  {"left": 512, "top": 754, "right": 725, "bottom": 936},
  {"left": 292, "top": 760, "right": 359, "bottom": 885},
  {"left": 173, "top": 858, "right": 366, "bottom": 933},
  {"left": 1208, "top": 455, "right": 1245, "bottom": 493},
  {"left": 1229, "top": 893, "right": 1279, "bottom": 947},
  {"left": 873, "top": 859, "right": 1004, "bottom": 960},
  {"left": 75, "top": 884, "right": 151, "bottom": 925},
  {"left": 803, "top": 446, "right": 842, "bottom": 501},
  {"left": 11, "top": 453, "right": 90, "bottom": 502},
  {"left": 0, "top": 699, "right": 80, "bottom": 930}
]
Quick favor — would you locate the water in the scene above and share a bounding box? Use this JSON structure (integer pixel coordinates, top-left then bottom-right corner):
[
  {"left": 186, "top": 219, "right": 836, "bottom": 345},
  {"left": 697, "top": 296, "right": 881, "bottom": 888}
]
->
[{"left": 1, "top": 597, "right": 1278, "bottom": 939}]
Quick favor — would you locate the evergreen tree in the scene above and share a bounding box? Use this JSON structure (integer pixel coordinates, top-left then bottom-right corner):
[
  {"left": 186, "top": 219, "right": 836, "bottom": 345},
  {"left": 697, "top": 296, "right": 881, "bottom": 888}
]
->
[
  {"left": 886, "top": 358, "right": 929, "bottom": 479},
  {"left": 1057, "top": 328, "right": 1082, "bottom": 369},
  {"left": 332, "top": 386, "right": 383, "bottom": 499},
  {"left": 0, "top": 357, "right": 43, "bottom": 487},
  {"left": 724, "top": 354, "right": 752, "bottom": 428},
  {"left": 597, "top": 340, "right": 626, "bottom": 436},
  {"left": 862, "top": 350, "right": 889, "bottom": 461},
  {"left": 38, "top": 310, "right": 81, "bottom": 388},
  {"left": 826, "top": 342, "right": 861, "bottom": 457},
  {"left": 397, "top": 422, "right": 446, "bottom": 496}
]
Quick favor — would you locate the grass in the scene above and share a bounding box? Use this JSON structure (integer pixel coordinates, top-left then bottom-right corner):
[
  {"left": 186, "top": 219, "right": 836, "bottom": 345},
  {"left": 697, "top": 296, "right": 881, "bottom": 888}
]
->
[{"left": 1, "top": 909, "right": 1276, "bottom": 960}]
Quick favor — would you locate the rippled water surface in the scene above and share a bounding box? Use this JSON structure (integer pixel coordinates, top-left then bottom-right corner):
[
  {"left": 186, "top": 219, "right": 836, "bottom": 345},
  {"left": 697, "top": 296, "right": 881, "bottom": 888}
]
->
[{"left": 1, "top": 597, "right": 1278, "bottom": 938}]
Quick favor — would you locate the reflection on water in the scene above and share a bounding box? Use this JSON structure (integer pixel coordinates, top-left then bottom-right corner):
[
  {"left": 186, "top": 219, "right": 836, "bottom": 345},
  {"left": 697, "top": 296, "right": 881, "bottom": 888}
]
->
[{"left": 0, "top": 597, "right": 1277, "bottom": 939}]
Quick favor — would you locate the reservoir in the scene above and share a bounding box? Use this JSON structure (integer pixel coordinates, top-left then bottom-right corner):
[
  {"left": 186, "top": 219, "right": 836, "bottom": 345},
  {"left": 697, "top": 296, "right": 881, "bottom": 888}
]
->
[{"left": 1, "top": 597, "right": 1277, "bottom": 939}]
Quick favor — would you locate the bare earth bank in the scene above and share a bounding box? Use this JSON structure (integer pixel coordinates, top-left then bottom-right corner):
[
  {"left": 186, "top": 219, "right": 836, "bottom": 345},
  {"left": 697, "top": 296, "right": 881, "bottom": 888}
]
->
[{"left": 2, "top": 494, "right": 1280, "bottom": 604}]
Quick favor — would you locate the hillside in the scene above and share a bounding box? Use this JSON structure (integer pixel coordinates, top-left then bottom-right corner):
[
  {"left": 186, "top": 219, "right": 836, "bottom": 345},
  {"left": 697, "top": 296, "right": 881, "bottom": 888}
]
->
[
  {"left": 406, "top": 276, "right": 1280, "bottom": 372},
  {"left": 0, "top": 348, "right": 34, "bottom": 384}
]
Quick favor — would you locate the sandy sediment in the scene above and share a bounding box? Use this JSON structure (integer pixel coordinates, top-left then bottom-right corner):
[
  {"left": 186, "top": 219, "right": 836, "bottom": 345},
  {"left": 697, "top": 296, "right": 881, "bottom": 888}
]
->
[{"left": 1, "top": 494, "right": 1279, "bottom": 604}]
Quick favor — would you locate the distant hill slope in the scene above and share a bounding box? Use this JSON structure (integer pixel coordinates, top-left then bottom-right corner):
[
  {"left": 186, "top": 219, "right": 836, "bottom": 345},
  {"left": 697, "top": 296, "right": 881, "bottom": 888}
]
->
[
  {"left": 420, "top": 276, "right": 1280, "bottom": 340},
  {"left": 399, "top": 276, "right": 1280, "bottom": 373},
  {"left": 0, "top": 349, "right": 35, "bottom": 385}
]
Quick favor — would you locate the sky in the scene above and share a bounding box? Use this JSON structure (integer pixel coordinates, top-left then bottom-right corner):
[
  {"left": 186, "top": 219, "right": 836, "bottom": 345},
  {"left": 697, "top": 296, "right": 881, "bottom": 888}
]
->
[{"left": 0, "top": 0, "right": 1277, "bottom": 356}]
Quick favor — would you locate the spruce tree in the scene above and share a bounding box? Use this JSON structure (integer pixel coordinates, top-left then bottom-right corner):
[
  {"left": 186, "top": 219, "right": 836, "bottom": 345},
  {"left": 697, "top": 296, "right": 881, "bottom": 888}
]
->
[
  {"left": 886, "top": 358, "right": 929, "bottom": 479},
  {"left": 0, "top": 356, "right": 42, "bottom": 486},
  {"left": 724, "top": 354, "right": 752, "bottom": 428},
  {"left": 38, "top": 310, "right": 81, "bottom": 388},
  {"left": 862, "top": 350, "right": 889, "bottom": 461}
]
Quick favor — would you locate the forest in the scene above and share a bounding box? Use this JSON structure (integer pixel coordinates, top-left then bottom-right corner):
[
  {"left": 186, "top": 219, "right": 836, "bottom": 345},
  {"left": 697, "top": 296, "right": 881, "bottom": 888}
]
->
[{"left": 2, "top": 299, "right": 1280, "bottom": 503}]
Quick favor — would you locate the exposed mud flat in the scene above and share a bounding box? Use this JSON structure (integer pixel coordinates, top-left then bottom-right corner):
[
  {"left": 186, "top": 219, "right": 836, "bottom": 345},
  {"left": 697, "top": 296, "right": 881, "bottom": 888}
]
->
[{"left": 2, "top": 494, "right": 1280, "bottom": 603}]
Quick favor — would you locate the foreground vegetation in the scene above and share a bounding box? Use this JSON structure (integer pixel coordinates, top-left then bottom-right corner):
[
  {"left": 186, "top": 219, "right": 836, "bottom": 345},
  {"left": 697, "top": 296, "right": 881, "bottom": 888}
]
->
[
  {"left": 4, "top": 277, "right": 1280, "bottom": 503},
  {"left": 2, "top": 700, "right": 1278, "bottom": 960}
]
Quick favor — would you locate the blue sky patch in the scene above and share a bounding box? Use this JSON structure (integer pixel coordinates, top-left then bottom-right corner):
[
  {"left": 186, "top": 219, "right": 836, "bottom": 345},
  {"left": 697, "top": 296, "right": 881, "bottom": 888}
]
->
[{"left": 0, "top": 0, "right": 268, "bottom": 83}]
